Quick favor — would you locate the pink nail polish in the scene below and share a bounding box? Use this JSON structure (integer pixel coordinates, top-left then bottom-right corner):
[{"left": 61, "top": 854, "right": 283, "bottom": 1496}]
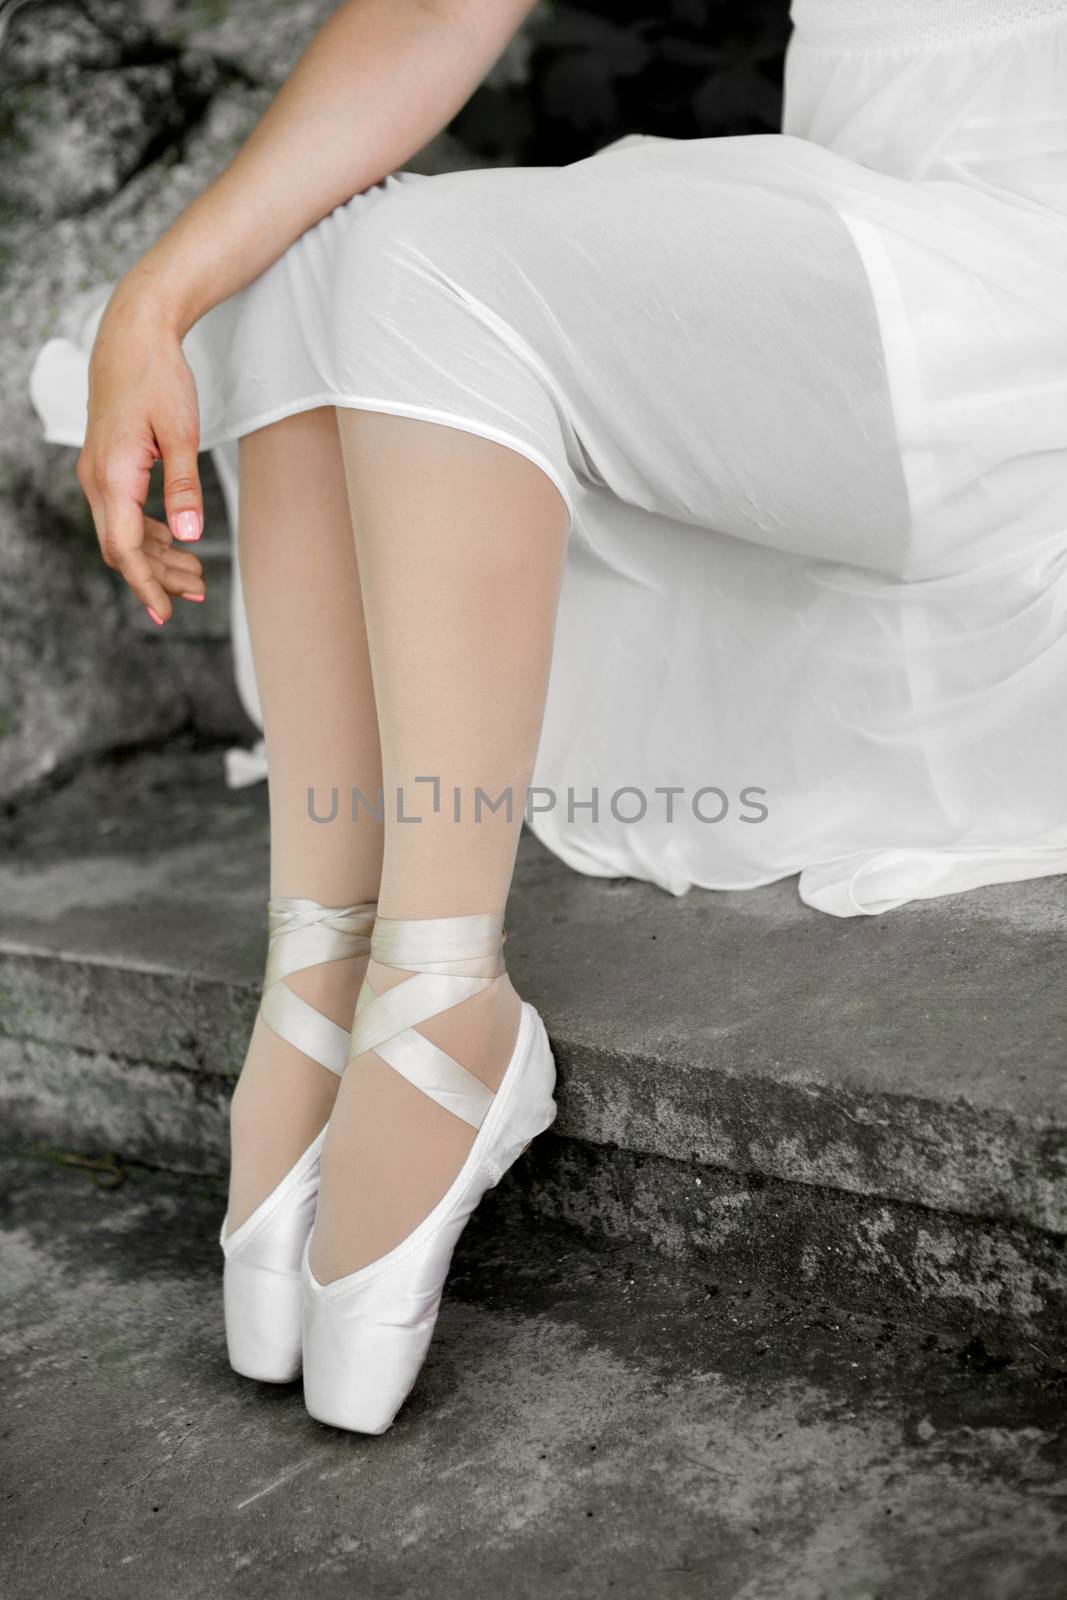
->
[
  {"left": 181, "top": 592, "right": 205, "bottom": 603},
  {"left": 147, "top": 606, "right": 165, "bottom": 626},
  {"left": 174, "top": 511, "right": 201, "bottom": 542}
]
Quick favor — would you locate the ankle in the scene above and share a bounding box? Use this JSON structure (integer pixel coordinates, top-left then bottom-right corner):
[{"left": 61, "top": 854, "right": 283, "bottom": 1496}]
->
[
  {"left": 362, "top": 960, "right": 521, "bottom": 1094},
  {"left": 288, "top": 952, "right": 368, "bottom": 1023},
  {"left": 227, "top": 1025, "right": 341, "bottom": 1235}
]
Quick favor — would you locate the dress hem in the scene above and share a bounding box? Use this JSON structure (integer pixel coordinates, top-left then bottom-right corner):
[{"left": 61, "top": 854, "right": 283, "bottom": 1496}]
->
[
  {"left": 528, "top": 814, "right": 1067, "bottom": 914},
  {"left": 199, "top": 392, "right": 578, "bottom": 540}
]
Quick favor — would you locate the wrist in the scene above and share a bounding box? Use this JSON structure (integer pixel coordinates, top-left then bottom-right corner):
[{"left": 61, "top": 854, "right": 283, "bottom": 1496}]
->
[{"left": 106, "top": 256, "right": 203, "bottom": 343}]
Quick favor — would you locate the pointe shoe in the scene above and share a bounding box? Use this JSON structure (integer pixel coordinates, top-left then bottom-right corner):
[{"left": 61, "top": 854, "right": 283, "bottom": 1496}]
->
[
  {"left": 220, "top": 897, "right": 376, "bottom": 1382},
  {"left": 302, "top": 911, "right": 557, "bottom": 1434}
]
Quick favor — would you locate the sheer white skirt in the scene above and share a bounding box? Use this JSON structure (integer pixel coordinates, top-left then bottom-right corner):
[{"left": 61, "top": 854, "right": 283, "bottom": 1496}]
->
[{"left": 31, "top": 12, "right": 1067, "bottom": 914}]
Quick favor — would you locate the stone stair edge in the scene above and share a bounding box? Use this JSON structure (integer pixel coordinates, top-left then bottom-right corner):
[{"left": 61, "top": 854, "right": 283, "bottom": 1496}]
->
[
  {"left": 1, "top": 940, "right": 1064, "bottom": 1236},
  {"left": 3, "top": 936, "right": 1062, "bottom": 1121}
]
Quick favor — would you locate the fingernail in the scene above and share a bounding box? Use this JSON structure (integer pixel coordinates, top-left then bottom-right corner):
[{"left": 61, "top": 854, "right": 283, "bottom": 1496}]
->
[
  {"left": 174, "top": 511, "right": 201, "bottom": 542},
  {"left": 146, "top": 607, "right": 165, "bottom": 627},
  {"left": 181, "top": 592, "right": 205, "bottom": 603}
]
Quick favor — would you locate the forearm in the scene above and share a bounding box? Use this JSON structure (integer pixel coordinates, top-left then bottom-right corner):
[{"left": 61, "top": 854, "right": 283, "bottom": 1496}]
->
[{"left": 108, "top": 0, "right": 535, "bottom": 339}]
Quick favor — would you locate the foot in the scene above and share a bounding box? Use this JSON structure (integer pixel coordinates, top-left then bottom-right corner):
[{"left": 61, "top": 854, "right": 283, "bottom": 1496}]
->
[
  {"left": 300, "top": 910, "right": 557, "bottom": 1431},
  {"left": 308, "top": 917, "right": 522, "bottom": 1284}
]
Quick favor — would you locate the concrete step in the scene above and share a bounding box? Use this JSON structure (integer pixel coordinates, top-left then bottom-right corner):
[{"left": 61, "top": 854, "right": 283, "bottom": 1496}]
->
[
  {"left": 3, "top": 1152, "right": 1063, "bottom": 1600},
  {"left": 1, "top": 746, "right": 1065, "bottom": 1351}
]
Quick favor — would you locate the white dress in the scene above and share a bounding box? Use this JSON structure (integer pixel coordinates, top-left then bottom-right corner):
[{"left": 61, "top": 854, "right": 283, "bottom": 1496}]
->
[{"left": 31, "top": 0, "right": 1067, "bottom": 915}]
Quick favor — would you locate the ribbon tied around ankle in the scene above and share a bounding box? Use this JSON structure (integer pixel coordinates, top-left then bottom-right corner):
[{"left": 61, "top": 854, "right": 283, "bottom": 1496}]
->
[
  {"left": 348, "top": 912, "right": 508, "bottom": 1129},
  {"left": 260, "top": 898, "right": 378, "bottom": 1077}
]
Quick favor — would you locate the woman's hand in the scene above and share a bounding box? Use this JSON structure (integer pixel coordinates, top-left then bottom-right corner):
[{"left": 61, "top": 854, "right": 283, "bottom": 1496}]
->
[
  {"left": 72, "top": 0, "right": 541, "bottom": 624},
  {"left": 77, "top": 293, "right": 207, "bottom": 625}
]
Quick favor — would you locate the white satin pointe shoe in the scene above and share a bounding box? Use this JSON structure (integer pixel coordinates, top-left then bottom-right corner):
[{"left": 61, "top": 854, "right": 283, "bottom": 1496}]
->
[
  {"left": 302, "top": 910, "right": 557, "bottom": 1434},
  {"left": 220, "top": 897, "right": 376, "bottom": 1382}
]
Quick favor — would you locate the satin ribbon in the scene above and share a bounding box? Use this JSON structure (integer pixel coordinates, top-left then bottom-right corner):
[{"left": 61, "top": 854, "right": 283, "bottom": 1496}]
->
[
  {"left": 349, "top": 910, "right": 508, "bottom": 1129},
  {"left": 260, "top": 897, "right": 377, "bottom": 1077}
]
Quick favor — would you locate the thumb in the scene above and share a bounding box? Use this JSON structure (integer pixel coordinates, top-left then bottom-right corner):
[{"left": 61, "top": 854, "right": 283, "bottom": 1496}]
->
[{"left": 159, "top": 419, "right": 204, "bottom": 543}]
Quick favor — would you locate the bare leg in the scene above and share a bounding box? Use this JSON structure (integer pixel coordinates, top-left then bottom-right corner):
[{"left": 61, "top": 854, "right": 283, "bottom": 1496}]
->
[
  {"left": 310, "top": 410, "right": 569, "bottom": 1283},
  {"left": 226, "top": 407, "right": 383, "bottom": 1234}
]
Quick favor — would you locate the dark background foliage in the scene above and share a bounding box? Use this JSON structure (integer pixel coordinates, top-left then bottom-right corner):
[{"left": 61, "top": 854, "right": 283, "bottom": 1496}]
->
[{"left": 455, "top": 0, "right": 791, "bottom": 165}]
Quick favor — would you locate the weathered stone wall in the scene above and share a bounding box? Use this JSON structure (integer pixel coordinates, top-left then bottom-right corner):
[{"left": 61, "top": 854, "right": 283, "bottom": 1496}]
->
[
  {"left": 0, "top": 0, "right": 788, "bottom": 802},
  {"left": 1, "top": 1, "right": 272, "bottom": 797}
]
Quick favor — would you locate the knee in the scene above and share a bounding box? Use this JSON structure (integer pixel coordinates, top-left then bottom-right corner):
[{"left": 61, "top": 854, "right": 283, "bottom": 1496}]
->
[
  {"left": 338, "top": 170, "right": 481, "bottom": 286},
  {"left": 331, "top": 166, "right": 520, "bottom": 325}
]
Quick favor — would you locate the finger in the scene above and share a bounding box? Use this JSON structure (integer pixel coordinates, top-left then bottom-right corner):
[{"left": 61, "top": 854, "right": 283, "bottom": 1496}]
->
[
  {"left": 154, "top": 547, "right": 205, "bottom": 579},
  {"left": 102, "top": 492, "right": 173, "bottom": 623},
  {"left": 158, "top": 421, "right": 204, "bottom": 543},
  {"left": 145, "top": 505, "right": 206, "bottom": 602},
  {"left": 144, "top": 526, "right": 201, "bottom": 567},
  {"left": 142, "top": 544, "right": 207, "bottom": 601},
  {"left": 140, "top": 515, "right": 201, "bottom": 572},
  {"left": 143, "top": 514, "right": 173, "bottom": 548},
  {"left": 158, "top": 562, "right": 207, "bottom": 600},
  {"left": 143, "top": 516, "right": 200, "bottom": 563},
  {"left": 145, "top": 551, "right": 204, "bottom": 587}
]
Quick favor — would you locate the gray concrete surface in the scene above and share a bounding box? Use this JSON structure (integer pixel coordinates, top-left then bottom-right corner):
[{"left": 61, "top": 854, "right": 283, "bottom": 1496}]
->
[
  {"left": 1, "top": 748, "right": 1065, "bottom": 1346},
  {"left": 1, "top": 1151, "right": 1064, "bottom": 1600},
  {"left": 1, "top": 748, "right": 1064, "bottom": 1216}
]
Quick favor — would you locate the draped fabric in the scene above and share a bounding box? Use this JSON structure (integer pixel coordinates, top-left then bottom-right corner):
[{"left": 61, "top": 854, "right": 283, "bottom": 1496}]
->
[{"left": 30, "top": 1, "right": 1067, "bottom": 914}]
